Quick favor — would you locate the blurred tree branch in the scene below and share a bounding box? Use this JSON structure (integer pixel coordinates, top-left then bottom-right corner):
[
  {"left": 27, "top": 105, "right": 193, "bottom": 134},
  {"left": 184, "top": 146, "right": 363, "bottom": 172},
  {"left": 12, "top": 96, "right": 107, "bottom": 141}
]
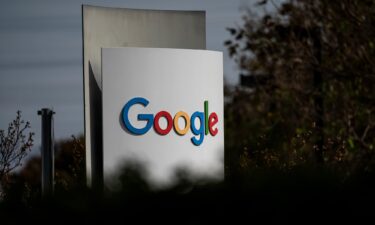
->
[{"left": 0, "top": 111, "right": 34, "bottom": 188}]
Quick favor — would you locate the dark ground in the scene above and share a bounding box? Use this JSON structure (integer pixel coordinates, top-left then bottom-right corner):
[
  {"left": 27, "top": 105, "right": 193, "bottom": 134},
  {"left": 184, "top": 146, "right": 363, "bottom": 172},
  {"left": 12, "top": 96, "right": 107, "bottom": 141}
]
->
[{"left": 1, "top": 167, "right": 375, "bottom": 224}]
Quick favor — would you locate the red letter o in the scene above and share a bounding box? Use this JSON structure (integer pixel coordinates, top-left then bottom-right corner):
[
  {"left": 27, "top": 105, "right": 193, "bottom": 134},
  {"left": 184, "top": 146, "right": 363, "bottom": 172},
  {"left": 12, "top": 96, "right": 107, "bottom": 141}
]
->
[{"left": 154, "top": 111, "right": 173, "bottom": 135}]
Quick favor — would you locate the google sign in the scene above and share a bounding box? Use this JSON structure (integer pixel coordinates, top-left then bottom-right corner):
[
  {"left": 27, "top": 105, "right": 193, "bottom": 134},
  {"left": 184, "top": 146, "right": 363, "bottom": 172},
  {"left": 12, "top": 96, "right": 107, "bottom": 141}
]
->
[
  {"left": 122, "top": 97, "right": 218, "bottom": 146},
  {"left": 102, "top": 47, "right": 223, "bottom": 186}
]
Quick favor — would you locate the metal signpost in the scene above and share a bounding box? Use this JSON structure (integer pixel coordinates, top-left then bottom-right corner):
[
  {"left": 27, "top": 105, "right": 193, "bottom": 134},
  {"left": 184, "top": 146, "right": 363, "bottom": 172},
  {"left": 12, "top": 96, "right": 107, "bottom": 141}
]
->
[
  {"left": 82, "top": 5, "right": 207, "bottom": 189},
  {"left": 38, "top": 108, "right": 55, "bottom": 197}
]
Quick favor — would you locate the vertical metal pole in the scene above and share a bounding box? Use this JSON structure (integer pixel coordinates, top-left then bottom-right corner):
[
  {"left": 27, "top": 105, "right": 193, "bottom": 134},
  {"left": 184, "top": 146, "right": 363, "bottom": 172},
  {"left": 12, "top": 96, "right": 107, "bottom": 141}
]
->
[{"left": 38, "top": 108, "right": 55, "bottom": 197}]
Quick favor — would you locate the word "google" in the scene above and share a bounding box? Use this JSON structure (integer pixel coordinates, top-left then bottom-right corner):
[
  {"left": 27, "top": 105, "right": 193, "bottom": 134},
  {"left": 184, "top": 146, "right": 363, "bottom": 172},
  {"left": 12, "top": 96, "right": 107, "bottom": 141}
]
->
[{"left": 122, "top": 97, "right": 219, "bottom": 146}]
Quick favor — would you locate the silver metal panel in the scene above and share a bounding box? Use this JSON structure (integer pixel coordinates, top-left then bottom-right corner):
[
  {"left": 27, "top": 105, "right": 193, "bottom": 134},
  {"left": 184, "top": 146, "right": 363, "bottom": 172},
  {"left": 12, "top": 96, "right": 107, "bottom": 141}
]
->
[
  {"left": 102, "top": 48, "right": 224, "bottom": 188},
  {"left": 82, "top": 5, "right": 206, "bottom": 187}
]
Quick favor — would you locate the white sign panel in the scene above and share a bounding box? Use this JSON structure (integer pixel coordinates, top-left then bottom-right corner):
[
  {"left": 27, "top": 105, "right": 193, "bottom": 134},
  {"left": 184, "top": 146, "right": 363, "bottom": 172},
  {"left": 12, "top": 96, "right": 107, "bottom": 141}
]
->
[{"left": 102, "top": 47, "right": 223, "bottom": 187}]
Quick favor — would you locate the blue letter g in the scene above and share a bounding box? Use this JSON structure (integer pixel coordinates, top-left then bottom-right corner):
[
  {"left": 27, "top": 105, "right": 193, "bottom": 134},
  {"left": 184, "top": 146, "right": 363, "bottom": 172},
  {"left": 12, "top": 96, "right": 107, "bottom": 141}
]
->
[{"left": 122, "top": 97, "right": 154, "bottom": 135}]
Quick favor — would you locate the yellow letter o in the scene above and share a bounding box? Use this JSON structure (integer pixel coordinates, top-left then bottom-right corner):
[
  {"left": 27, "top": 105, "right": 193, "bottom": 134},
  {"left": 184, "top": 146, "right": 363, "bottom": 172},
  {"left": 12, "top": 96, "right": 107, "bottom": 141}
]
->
[{"left": 173, "top": 111, "right": 190, "bottom": 135}]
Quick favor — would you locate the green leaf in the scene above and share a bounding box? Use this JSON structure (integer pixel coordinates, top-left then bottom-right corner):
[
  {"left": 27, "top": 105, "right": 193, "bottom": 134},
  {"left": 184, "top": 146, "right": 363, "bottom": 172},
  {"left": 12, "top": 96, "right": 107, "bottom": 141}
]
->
[{"left": 348, "top": 137, "right": 355, "bottom": 149}]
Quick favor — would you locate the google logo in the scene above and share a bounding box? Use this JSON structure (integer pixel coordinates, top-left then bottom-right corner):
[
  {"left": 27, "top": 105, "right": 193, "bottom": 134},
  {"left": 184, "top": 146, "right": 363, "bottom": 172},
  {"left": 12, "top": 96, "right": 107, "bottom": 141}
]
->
[{"left": 122, "top": 97, "right": 219, "bottom": 146}]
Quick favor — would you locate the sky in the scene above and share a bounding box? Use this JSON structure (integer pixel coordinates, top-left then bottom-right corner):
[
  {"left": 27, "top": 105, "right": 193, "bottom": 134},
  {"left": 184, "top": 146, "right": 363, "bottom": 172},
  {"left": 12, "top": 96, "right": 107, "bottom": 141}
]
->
[{"left": 0, "top": 0, "right": 268, "bottom": 155}]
